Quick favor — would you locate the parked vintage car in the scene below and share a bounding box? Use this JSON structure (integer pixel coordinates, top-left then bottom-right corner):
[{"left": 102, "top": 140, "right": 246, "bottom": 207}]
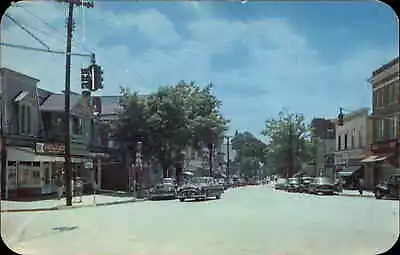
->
[
  {"left": 308, "top": 177, "right": 336, "bottom": 195},
  {"left": 274, "top": 178, "right": 288, "bottom": 190},
  {"left": 148, "top": 183, "right": 177, "bottom": 200},
  {"left": 375, "top": 173, "right": 400, "bottom": 200},
  {"left": 287, "top": 178, "right": 301, "bottom": 192},
  {"left": 299, "top": 176, "right": 314, "bottom": 193},
  {"left": 177, "top": 176, "right": 224, "bottom": 202}
]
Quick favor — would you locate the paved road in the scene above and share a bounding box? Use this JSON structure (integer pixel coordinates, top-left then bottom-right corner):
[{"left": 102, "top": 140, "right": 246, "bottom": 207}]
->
[{"left": 2, "top": 185, "right": 399, "bottom": 255}]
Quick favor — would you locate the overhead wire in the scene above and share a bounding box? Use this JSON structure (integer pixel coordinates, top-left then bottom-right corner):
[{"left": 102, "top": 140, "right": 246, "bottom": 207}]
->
[
  {"left": 17, "top": 3, "right": 93, "bottom": 54},
  {"left": 0, "top": 42, "right": 92, "bottom": 57},
  {"left": 4, "top": 13, "right": 50, "bottom": 50}
]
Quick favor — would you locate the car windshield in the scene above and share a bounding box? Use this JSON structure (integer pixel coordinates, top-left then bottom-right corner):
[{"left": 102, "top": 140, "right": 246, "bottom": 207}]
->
[
  {"left": 191, "top": 177, "right": 212, "bottom": 184},
  {"left": 3, "top": 2, "right": 398, "bottom": 255},
  {"left": 313, "top": 178, "right": 332, "bottom": 185}
]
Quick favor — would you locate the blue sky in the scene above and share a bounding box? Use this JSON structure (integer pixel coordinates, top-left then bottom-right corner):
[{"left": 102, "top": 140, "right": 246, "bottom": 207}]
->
[{"left": 1, "top": 1, "right": 398, "bottom": 138}]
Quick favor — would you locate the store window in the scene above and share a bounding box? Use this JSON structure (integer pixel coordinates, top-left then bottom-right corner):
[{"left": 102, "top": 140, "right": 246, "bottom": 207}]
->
[
  {"left": 32, "top": 161, "right": 41, "bottom": 185},
  {"left": 7, "top": 161, "right": 17, "bottom": 189}
]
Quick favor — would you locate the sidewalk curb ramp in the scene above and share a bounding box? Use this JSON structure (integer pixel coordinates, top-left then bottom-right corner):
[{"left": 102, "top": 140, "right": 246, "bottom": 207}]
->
[{"left": 0, "top": 198, "right": 145, "bottom": 213}]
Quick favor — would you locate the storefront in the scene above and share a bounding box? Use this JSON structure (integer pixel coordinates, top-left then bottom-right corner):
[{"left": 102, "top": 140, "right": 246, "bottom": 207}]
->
[
  {"left": 361, "top": 139, "right": 400, "bottom": 190},
  {"left": 6, "top": 143, "right": 93, "bottom": 197}
]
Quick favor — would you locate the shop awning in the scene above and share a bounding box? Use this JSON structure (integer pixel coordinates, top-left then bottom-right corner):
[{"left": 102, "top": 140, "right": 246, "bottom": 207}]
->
[
  {"left": 338, "top": 166, "right": 362, "bottom": 177},
  {"left": 361, "top": 155, "right": 388, "bottom": 163},
  {"left": 7, "top": 147, "right": 92, "bottom": 163}
]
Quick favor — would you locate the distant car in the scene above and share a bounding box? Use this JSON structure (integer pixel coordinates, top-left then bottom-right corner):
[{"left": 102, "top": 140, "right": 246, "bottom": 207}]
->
[
  {"left": 308, "top": 177, "right": 336, "bottom": 195},
  {"left": 177, "top": 176, "right": 224, "bottom": 202},
  {"left": 274, "top": 178, "right": 288, "bottom": 190},
  {"left": 375, "top": 174, "right": 400, "bottom": 200},
  {"left": 287, "top": 178, "right": 301, "bottom": 192},
  {"left": 299, "top": 177, "right": 313, "bottom": 193},
  {"left": 148, "top": 183, "right": 177, "bottom": 200}
]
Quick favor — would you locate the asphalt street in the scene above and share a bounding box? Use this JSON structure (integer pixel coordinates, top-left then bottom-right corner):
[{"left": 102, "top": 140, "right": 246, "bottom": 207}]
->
[{"left": 2, "top": 185, "right": 399, "bottom": 255}]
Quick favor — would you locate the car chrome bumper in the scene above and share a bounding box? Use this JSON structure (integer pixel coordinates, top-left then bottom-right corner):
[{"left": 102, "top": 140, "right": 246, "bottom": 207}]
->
[{"left": 177, "top": 192, "right": 205, "bottom": 199}]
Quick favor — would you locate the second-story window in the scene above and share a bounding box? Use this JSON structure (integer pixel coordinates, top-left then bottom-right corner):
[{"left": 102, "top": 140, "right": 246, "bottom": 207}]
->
[
  {"left": 378, "top": 119, "right": 385, "bottom": 139},
  {"left": 344, "top": 133, "right": 348, "bottom": 149},
  {"left": 72, "top": 116, "right": 82, "bottom": 135},
  {"left": 26, "top": 106, "right": 31, "bottom": 135},
  {"left": 391, "top": 117, "right": 397, "bottom": 138},
  {"left": 351, "top": 129, "right": 355, "bottom": 149},
  {"left": 20, "top": 105, "right": 25, "bottom": 134},
  {"left": 337, "top": 135, "right": 341, "bottom": 151}
]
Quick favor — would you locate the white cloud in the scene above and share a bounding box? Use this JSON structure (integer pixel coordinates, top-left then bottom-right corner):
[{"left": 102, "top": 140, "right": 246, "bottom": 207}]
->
[{"left": 1, "top": 2, "right": 396, "bottom": 135}]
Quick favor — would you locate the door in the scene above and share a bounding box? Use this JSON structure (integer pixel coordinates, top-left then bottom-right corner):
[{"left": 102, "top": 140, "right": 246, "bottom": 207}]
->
[{"left": 41, "top": 162, "right": 52, "bottom": 194}]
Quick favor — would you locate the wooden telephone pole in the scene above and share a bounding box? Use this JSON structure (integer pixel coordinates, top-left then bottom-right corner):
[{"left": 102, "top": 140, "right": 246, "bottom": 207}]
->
[{"left": 62, "top": 0, "right": 94, "bottom": 206}]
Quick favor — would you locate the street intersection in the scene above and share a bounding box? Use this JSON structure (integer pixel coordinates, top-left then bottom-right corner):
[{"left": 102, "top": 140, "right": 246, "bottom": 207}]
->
[{"left": 2, "top": 185, "right": 399, "bottom": 255}]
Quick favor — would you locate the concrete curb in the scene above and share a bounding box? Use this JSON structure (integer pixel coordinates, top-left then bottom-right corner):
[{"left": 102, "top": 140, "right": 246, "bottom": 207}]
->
[
  {"left": 0, "top": 198, "right": 145, "bottom": 213},
  {"left": 339, "top": 193, "right": 375, "bottom": 198}
]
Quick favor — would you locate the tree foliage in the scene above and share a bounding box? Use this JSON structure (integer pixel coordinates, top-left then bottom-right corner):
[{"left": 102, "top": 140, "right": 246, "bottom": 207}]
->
[
  {"left": 114, "top": 81, "right": 228, "bottom": 183},
  {"left": 261, "top": 109, "right": 314, "bottom": 177},
  {"left": 231, "top": 131, "right": 268, "bottom": 178}
]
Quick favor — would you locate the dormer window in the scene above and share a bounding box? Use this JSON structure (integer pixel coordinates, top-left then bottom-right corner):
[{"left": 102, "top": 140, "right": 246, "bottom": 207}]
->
[{"left": 14, "top": 91, "right": 32, "bottom": 135}]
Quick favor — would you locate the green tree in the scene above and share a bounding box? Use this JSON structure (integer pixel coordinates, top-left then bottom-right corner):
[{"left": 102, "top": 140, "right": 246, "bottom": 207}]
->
[
  {"left": 231, "top": 131, "right": 268, "bottom": 178},
  {"left": 261, "top": 109, "right": 313, "bottom": 177},
  {"left": 116, "top": 81, "right": 228, "bottom": 184}
]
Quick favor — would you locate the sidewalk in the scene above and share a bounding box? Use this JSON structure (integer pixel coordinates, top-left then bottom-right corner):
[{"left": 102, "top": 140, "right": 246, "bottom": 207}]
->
[
  {"left": 1, "top": 193, "right": 142, "bottom": 213},
  {"left": 338, "top": 190, "right": 375, "bottom": 198}
]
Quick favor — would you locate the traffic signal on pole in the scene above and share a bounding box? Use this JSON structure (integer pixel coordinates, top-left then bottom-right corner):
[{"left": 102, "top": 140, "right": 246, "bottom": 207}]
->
[
  {"left": 80, "top": 67, "right": 91, "bottom": 90},
  {"left": 338, "top": 108, "right": 344, "bottom": 126},
  {"left": 90, "top": 64, "right": 104, "bottom": 91}
]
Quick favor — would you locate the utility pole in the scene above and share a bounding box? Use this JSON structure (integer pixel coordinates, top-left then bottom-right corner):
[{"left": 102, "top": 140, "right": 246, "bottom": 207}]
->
[
  {"left": 209, "top": 143, "right": 213, "bottom": 177},
  {"left": 0, "top": 92, "right": 6, "bottom": 200},
  {"left": 62, "top": 0, "right": 94, "bottom": 206},
  {"left": 226, "top": 136, "right": 230, "bottom": 178},
  {"left": 288, "top": 122, "right": 293, "bottom": 179}
]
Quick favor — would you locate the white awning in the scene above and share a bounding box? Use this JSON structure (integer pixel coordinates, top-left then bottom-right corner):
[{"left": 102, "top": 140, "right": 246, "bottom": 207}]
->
[
  {"left": 6, "top": 147, "right": 91, "bottom": 163},
  {"left": 361, "top": 155, "right": 387, "bottom": 163}
]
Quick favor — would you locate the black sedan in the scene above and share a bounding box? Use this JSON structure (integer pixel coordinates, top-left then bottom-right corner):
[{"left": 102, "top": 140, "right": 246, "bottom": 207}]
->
[
  {"left": 287, "top": 178, "right": 301, "bottom": 192},
  {"left": 308, "top": 177, "right": 336, "bottom": 195},
  {"left": 375, "top": 174, "right": 400, "bottom": 200},
  {"left": 299, "top": 177, "right": 313, "bottom": 193},
  {"left": 148, "top": 183, "right": 177, "bottom": 200}
]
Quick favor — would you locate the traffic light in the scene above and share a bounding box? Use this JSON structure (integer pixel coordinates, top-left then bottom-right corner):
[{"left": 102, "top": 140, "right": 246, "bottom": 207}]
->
[
  {"left": 80, "top": 67, "right": 91, "bottom": 90},
  {"left": 90, "top": 64, "right": 104, "bottom": 91},
  {"left": 338, "top": 108, "right": 344, "bottom": 126}
]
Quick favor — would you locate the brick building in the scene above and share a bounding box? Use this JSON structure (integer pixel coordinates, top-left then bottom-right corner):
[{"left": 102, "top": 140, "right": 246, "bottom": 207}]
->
[{"left": 361, "top": 56, "right": 400, "bottom": 189}]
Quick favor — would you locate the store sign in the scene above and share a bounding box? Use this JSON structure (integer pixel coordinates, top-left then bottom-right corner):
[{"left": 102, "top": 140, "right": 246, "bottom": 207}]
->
[{"left": 35, "top": 143, "right": 65, "bottom": 153}]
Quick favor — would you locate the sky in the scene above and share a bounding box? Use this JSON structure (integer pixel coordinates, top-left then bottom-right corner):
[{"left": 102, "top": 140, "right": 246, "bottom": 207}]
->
[{"left": 1, "top": 0, "right": 399, "bottom": 139}]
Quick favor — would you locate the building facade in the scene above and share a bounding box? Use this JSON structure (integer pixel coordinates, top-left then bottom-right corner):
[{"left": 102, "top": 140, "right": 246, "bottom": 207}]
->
[
  {"left": 334, "top": 108, "right": 373, "bottom": 189},
  {"left": 0, "top": 68, "right": 97, "bottom": 198},
  {"left": 310, "top": 118, "right": 336, "bottom": 179},
  {"left": 362, "top": 57, "right": 400, "bottom": 188}
]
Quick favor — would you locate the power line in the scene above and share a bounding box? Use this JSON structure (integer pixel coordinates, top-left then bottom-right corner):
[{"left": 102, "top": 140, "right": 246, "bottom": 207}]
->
[
  {"left": 4, "top": 13, "right": 50, "bottom": 50},
  {"left": 17, "top": 4, "right": 93, "bottom": 54},
  {"left": 0, "top": 42, "right": 92, "bottom": 57}
]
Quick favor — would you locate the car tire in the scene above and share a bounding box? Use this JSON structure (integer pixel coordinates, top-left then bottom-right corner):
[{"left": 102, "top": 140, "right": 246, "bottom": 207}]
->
[
  {"left": 375, "top": 189, "right": 383, "bottom": 199},
  {"left": 216, "top": 193, "right": 221, "bottom": 199},
  {"left": 179, "top": 197, "right": 185, "bottom": 202}
]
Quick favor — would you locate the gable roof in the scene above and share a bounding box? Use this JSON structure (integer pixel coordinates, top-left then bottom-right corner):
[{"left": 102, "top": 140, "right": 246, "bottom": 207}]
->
[{"left": 40, "top": 93, "right": 81, "bottom": 112}]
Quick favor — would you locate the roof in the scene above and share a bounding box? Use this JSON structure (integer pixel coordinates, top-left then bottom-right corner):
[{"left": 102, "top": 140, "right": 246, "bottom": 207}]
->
[
  {"left": 40, "top": 93, "right": 81, "bottom": 112},
  {"left": 99, "top": 94, "right": 148, "bottom": 115},
  {"left": 37, "top": 88, "right": 53, "bottom": 105},
  {"left": 372, "top": 56, "right": 399, "bottom": 76},
  {"left": 100, "top": 96, "right": 121, "bottom": 115},
  {"left": 0, "top": 67, "right": 40, "bottom": 82}
]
